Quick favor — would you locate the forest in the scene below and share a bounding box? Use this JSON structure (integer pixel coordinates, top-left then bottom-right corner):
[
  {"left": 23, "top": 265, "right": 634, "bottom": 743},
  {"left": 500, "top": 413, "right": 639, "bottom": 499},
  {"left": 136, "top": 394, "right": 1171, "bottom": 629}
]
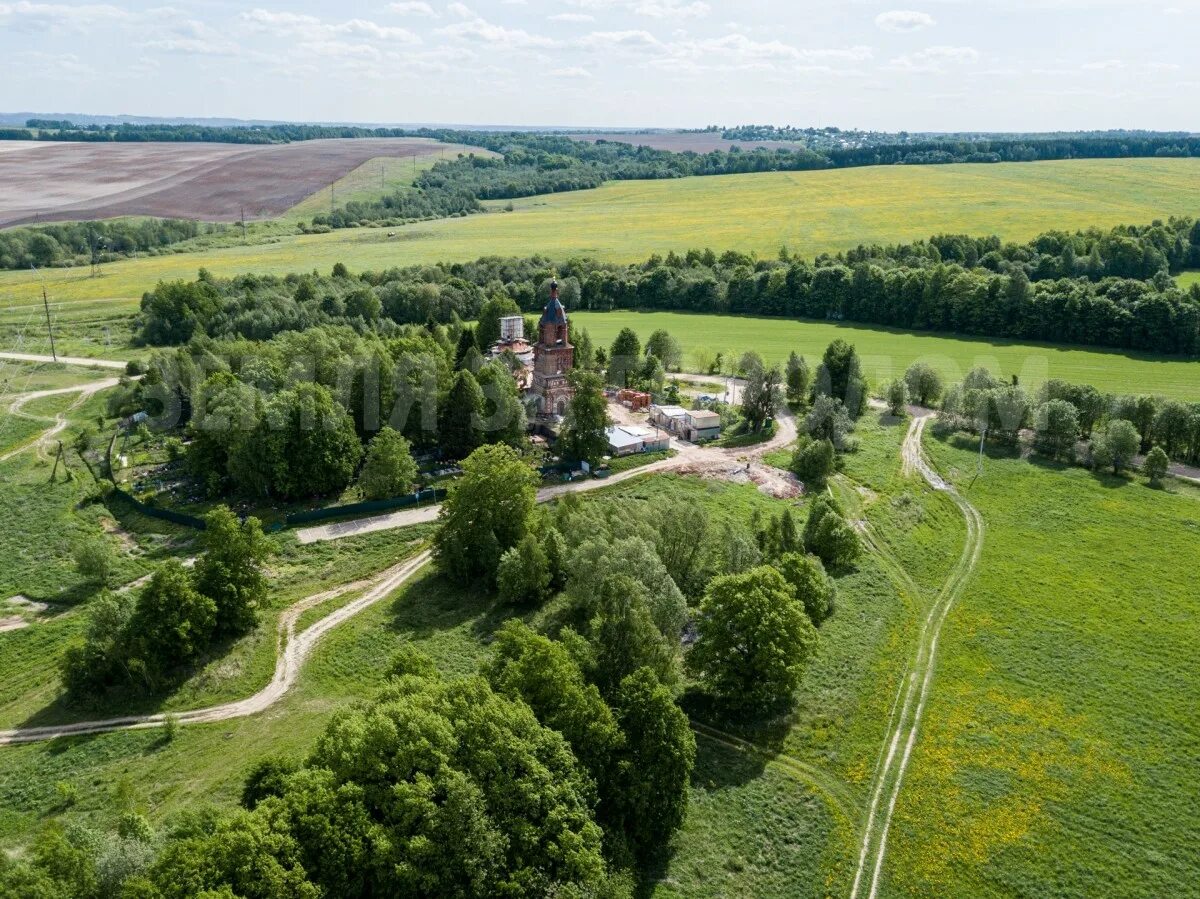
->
[{"left": 134, "top": 217, "right": 1200, "bottom": 357}]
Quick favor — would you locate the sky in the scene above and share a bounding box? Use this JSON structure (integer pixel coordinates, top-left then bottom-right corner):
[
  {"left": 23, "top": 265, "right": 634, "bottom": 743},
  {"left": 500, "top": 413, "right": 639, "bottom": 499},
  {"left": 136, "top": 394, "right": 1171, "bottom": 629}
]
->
[{"left": 1, "top": 0, "right": 1198, "bottom": 131}]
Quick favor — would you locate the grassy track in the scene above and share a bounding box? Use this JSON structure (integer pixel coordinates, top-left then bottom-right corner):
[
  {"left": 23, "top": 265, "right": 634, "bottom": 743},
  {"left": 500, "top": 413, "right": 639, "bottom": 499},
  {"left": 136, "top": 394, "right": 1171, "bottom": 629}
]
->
[
  {"left": 5, "top": 157, "right": 1200, "bottom": 359},
  {"left": 570, "top": 311, "right": 1200, "bottom": 400},
  {"left": 879, "top": 434, "right": 1200, "bottom": 897}
]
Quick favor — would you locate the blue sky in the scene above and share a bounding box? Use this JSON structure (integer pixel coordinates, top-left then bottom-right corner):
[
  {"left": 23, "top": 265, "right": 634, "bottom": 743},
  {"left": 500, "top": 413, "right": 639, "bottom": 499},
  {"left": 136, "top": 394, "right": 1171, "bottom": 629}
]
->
[{"left": 1, "top": 0, "right": 1197, "bottom": 130}]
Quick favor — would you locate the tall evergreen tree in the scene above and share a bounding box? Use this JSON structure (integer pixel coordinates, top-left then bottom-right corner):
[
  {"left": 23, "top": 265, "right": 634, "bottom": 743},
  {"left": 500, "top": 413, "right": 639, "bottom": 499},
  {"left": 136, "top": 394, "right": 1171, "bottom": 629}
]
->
[{"left": 439, "top": 370, "right": 485, "bottom": 460}]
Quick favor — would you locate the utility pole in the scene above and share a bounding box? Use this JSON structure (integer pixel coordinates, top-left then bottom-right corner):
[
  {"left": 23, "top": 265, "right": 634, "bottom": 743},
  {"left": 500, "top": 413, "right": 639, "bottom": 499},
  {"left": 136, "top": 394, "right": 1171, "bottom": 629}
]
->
[
  {"left": 32, "top": 265, "right": 57, "bottom": 362},
  {"left": 42, "top": 284, "right": 57, "bottom": 362},
  {"left": 240, "top": 205, "right": 247, "bottom": 242}
]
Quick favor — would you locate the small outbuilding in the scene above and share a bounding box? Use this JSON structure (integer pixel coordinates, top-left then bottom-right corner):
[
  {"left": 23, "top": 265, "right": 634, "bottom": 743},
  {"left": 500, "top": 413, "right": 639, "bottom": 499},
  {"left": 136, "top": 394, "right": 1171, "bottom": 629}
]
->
[
  {"left": 684, "top": 409, "right": 722, "bottom": 442},
  {"left": 606, "top": 425, "right": 671, "bottom": 456}
]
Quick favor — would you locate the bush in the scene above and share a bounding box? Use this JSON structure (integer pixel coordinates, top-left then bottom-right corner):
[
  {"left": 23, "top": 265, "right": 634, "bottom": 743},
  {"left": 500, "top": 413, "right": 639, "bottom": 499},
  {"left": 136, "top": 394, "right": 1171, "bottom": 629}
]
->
[
  {"left": 803, "top": 494, "right": 861, "bottom": 568},
  {"left": 1143, "top": 445, "right": 1170, "bottom": 486},
  {"left": 885, "top": 378, "right": 909, "bottom": 416},
  {"left": 1091, "top": 419, "right": 1141, "bottom": 474},
  {"left": 904, "top": 362, "right": 944, "bottom": 407},
  {"left": 73, "top": 537, "right": 114, "bottom": 586},
  {"left": 777, "top": 552, "right": 836, "bottom": 624},
  {"left": 791, "top": 436, "right": 835, "bottom": 489},
  {"left": 497, "top": 533, "right": 551, "bottom": 604}
]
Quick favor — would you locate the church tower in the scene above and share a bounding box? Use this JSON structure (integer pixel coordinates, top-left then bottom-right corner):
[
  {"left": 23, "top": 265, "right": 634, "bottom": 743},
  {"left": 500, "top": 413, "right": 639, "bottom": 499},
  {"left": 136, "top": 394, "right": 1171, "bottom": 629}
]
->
[{"left": 531, "top": 279, "right": 575, "bottom": 416}]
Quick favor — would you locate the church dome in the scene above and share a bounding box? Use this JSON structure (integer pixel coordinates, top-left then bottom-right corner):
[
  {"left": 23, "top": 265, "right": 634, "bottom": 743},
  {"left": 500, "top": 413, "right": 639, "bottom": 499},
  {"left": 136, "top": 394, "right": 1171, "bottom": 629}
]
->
[{"left": 539, "top": 279, "right": 568, "bottom": 326}]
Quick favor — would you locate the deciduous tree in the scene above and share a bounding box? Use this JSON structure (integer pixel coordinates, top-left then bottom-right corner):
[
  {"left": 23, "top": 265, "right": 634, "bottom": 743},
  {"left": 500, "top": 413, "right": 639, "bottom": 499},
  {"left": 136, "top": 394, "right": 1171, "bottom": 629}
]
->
[{"left": 688, "top": 566, "right": 817, "bottom": 714}]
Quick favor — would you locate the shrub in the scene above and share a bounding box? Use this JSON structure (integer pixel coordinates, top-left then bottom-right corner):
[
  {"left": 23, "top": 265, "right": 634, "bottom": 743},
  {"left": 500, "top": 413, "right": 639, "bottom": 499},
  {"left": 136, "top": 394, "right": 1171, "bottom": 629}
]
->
[{"left": 791, "top": 437, "right": 835, "bottom": 489}]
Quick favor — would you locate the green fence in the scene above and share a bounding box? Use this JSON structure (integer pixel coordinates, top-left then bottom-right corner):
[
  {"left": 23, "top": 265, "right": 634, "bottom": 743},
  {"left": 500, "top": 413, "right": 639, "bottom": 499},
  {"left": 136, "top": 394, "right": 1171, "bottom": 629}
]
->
[{"left": 110, "top": 486, "right": 207, "bottom": 530}]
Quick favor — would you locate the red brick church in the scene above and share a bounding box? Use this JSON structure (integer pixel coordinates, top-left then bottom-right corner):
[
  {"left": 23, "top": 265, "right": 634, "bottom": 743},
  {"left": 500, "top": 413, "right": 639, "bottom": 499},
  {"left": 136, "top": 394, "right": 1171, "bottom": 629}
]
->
[{"left": 530, "top": 279, "right": 574, "bottom": 416}]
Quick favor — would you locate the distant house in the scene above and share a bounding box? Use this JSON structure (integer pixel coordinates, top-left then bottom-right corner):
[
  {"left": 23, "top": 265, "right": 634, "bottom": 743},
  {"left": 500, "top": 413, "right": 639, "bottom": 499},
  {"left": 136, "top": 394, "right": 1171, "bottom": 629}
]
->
[
  {"left": 606, "top": 425, "right": 671, "bottom": 456},
  {"left": 684, "top": 409, "right": 722, "bottom": 442}
]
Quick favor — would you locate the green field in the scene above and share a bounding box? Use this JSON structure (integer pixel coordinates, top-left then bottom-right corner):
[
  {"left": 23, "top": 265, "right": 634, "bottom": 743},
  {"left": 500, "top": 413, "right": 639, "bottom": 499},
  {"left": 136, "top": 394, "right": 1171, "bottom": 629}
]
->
[
  {"left": 1179, "top": 270, "right": 1200, "bottom": 289},
  {"left": 571, "top": 310, "right": 1200, "bottom": 400},
  {"left": 5, "top": 157, "right": 1200, "bottom": 360},
  {"left": 878, "top": 435, "right": 1200, "bottom": 897}
]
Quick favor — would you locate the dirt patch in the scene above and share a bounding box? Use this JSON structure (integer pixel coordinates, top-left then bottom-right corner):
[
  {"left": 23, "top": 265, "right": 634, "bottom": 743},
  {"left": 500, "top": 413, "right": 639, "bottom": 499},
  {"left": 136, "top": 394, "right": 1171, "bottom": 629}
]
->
[
  {"left": 0, "top": 138, "right": 472, "bottom": 227},
  {"left": 99, "top": 516, "right": 138, "bottom": 553},
  {"left": 0, "top": 617, "right": 28, "bottom": 633},
  {"left": 674, "top": 457, "right": 802, "bottom": 499}
]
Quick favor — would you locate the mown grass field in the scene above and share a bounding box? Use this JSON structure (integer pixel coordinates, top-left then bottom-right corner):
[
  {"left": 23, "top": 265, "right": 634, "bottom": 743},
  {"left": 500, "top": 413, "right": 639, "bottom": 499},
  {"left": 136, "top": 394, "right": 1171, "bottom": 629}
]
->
[
  {"left": 4, "top": 157, "right": 1200, "bottom": 360},
  {"left": 571, "top": 311, "right": 1200, "bottom": 400},
  {"left": 877, "top": 432, "right": 1200, "bottom": 897}
]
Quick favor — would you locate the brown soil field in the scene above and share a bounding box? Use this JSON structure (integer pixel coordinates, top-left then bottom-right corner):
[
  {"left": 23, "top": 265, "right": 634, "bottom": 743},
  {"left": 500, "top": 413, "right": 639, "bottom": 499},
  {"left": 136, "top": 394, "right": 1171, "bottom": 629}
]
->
[
  {"left": 566, "top": 131, "right": 802, "bottom": 152},
  {"left": 0, "top": 138, "right": 473, "bottom": 227}
]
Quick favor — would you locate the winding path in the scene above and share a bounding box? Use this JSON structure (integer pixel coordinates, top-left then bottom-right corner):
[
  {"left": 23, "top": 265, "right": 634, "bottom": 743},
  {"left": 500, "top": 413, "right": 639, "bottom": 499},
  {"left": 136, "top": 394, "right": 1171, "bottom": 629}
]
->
[
  {"left": 0, "top": 552, "right": 430, "bottom": 746},
  {"left": 1, "top": 378, "right": 121, "bottom": 464},
  {"left": 848, "top": 411, "right": 985, "bottom": 899}
]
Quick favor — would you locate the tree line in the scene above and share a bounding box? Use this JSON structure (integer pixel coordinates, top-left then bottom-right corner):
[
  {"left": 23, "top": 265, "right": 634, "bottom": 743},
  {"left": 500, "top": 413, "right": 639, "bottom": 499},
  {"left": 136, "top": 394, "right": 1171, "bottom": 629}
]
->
[
  {"left": 0, "top": 219, "right": 205, "bottom": 271},
  {"left": 137, "top": 216, "right": 1200, "bottom": 357}
]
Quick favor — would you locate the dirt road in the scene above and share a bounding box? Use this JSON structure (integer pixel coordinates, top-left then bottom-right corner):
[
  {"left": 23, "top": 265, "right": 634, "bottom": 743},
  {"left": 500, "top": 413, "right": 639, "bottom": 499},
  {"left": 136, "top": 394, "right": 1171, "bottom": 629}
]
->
[
  {"left": 849, "top": 411, "right": 984, "bottom": 899},
  {"left": 0, "top": 352, "right": 129, "bottom": 370},
  {"left": 1, "top": 377, "right": 121, "bottom": 464},
  {"left": 296, "top": 398, "right": 796, "bottom": 544},
  {"left": 0, "top": 551, "right": 431, "bottom": 746}
]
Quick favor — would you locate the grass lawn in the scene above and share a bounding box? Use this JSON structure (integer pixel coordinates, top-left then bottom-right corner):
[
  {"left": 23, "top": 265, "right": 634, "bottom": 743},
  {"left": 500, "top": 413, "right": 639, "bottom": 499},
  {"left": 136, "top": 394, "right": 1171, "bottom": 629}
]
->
[
  {"left": 5, "top": 157, "right": 1200, "bottom": 359},
  {"left": 878, "top": 432, "right": 1200, "bottom": 897},
  {"left": 570, "top": 311, "right": 1200, "bottom": 401},
  {"left": 1177, "top": 270, "right": 1200, "bottom": 289}
]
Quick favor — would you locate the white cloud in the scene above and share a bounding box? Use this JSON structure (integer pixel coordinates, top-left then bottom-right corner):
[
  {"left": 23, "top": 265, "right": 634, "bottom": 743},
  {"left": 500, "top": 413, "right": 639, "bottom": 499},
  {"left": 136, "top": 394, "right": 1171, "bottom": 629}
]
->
[
  {"left": 437, "top": 15, "right": 554, "bottom": 47},
  {"left": 888, "top": 44, "right": 978, "bottom": 72},
  {"left": 297, "top": 40, "right": 382, "bottom": 60},
  {"left": 446, "top": 2, "right": 473, "bottom": 17},
  {"left": 633, "top": 0, "right": 709, "bottom": 18},
  {"left": 388, "top": 1, "right": 437, "bottom": 15},
  {"left": 576, "top": 29, "right": 662, "bottom": 50},
  {"left": 144, "top": 17, "right": 240, "bottom": 55},
  {"left": 567, "top": 0, "right": 708, "bottom": 19},
  {"left": 875, "top": 10, "right": 935, "bottom": 33},
  {"left": 0, "top": 1, "right": 129, "bottom": 32},
  {"left": 550, "top": 12, "right": 595, "bottom": 22},
  {"left": 240, "top": 9, "right": 419, "bottom": 43}
]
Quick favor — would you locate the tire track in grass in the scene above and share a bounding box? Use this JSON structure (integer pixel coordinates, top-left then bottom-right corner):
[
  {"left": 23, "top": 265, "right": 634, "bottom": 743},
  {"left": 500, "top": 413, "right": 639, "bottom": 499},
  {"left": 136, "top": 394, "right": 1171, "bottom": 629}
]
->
[
  {"left": 689, "top": 720, "right": 858, "bottom": 827},
  {"left": 850, "top": 412, "right": 985, "bottom": 899}
]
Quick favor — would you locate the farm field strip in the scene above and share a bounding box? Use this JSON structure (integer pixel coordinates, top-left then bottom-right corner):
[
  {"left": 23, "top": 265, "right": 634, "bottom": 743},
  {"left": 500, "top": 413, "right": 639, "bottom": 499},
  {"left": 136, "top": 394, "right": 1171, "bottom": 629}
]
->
[
  {"left": 0, "top": 137, "right": 469, "bottom": 227},
  {"left": 4, "top": 157, "right": 1200, "bottom": 314}
]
